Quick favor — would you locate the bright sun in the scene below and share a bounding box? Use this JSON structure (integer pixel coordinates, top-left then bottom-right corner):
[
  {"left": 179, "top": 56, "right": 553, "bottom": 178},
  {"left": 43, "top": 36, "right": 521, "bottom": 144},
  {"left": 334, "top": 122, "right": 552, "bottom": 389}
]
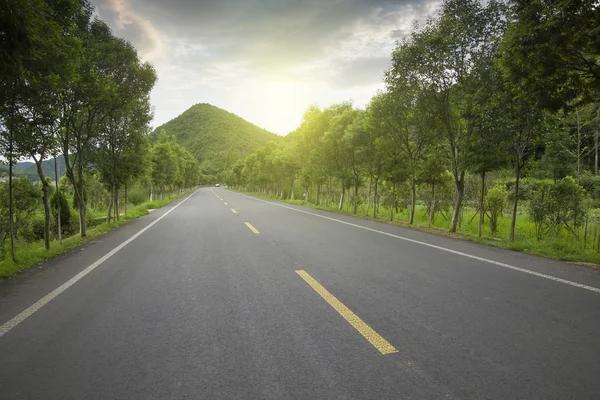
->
[{"left": 243, "top": 81, "right": 316, "bottom": 135}]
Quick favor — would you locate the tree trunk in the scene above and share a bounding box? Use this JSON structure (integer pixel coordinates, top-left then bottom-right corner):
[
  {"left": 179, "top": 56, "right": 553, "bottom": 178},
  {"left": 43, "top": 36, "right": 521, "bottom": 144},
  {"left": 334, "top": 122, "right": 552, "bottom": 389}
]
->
[
  {"left": 390, "top": 182, "right": 396, "bottom": 221},
  {"left": 78, "top": 202, "right": 86, "bottom": 237},
  {"left": 449, "top": 171, "right": 465, "bottom": 233},
  {"left": 510, "top": 165, "right": 521, "bottom": 242},
  {"left": 428, "top": 180, "right": 436, "bottom": 227},
  {"left": 595, "top": 120, "right": 599, "bottom": 176},
  {"left": 478, "top": 171, "right": 485, "bottom": 237},
  {"left": 54, "top": 155, "right": 61, "bottom": 244},
  {"left": 339, "top": 187, "right": 345, "bottom": 211},
  {"left": 409, "top": 173, "right": 416, "bottom": 225},
  {"left": 8, "top": 137, "right": 15, "bottom": 262},
  {"left": 373, "top": 178, "right": 379, "bottom": 218},
  {"left": 35, "top": 160, "right": 51, "bottom": 250},
  {"left": 115, "top": 187, "right": 119, "bottom": 221},
  {"left": 76, "top": 150, "right": 86, "bottom": 237},
  {"left": 353, "top": 180, "right": 359, "bottom": 214},
  {"left": 290, "top": 180, "right": 294, "bottom": 200},
  {"left": 576, "top": 108, "right": 581, "bottom": 177},
  {"left": 124, "top": 183, "right": 128, "bottom": 216},
  {"left": 366, "top": 177, "right": 372, "bottom": 217},
  {"left": 107, "top": 182, "right": 114, "bottom": 224},
  {"left": 316, "top": 184, "right": 321, "bottom": 205},
  {"left": 150, "top": 182, "right": 153, "bottom": 202}
]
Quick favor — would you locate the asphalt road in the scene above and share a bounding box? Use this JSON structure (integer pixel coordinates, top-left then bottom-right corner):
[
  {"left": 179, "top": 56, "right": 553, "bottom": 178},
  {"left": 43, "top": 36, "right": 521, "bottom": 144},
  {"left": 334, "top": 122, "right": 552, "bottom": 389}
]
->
[{"left": 1, "top": 187, "right": 599, "bottom": 399}]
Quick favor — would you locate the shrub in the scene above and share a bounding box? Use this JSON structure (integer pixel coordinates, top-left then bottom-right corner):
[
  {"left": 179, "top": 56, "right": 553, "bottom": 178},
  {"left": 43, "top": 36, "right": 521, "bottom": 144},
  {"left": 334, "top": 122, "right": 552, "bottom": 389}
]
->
[
  {"left": 50, "top": 190, "right": 71, "bottom": 228},
  {"left": 576, "top": 172, "right": 600, "bottom": 205},
  {"left": 30, "top": 213, "right": 46, "bottom": 241},
  {"left": 529, "top": 182, "right": 552, "bottom": 239},
  {"left": 486, "top": 185, "right": 508, "bottom": 234},
  {"left": 528, "top": 177, "right": 589, "bottom": 239},
  {"left": 127, "top": 187, "right": 147, "bottom": 206},
  {"left": 550, "top": 176, "right": 588, "bottom": 235}
]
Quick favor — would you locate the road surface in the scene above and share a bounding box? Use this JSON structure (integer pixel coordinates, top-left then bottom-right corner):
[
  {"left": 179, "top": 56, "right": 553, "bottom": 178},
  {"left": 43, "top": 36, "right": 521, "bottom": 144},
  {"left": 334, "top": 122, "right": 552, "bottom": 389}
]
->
[{"left": 1, "top": 188, "right": 599, "bottom": 399}]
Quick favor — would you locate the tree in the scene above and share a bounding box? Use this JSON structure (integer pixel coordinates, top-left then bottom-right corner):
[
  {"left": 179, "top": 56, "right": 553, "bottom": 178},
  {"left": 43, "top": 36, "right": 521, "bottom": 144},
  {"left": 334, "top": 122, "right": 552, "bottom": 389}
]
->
[
  {"left": 323, "top": 103, "right": 358, "bottom": 210},
  {"left": 370, "top": 87, "right": 434, "bottom": 224},
  {"left": 59, "top": 18, "right": 156, "bottom": 236},
  {"left": 344, "top": 110, "right": 369, "bottom": 214},
  {"left": 418, "top": 142, "right": 449, "bottom": 226},
  {"left": 151, "top": 130, "right": 180, "bottom": 199},
  {"left": 96, "top": 96, "right": 154, "bottom": 222},
  {"left": 500, "top": 0, "right": 600, "bottom": 112},
  {"left": 504, "top": 95, "right": 547, "bottom": 241},
  {"left": 464, "top": 65, "right": 511, "bottom": 236},
  {"left": 388, "top": 0, "right": 508, "bottom": 232}
]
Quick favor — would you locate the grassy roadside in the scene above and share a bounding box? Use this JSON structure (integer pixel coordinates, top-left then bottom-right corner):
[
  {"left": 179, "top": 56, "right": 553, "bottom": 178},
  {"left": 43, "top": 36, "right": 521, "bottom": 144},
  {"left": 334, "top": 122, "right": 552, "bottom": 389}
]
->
[
  {"left": 235, "top": 190, "right": 600, "bottom": 268},
  {"left": 0, "top": 189, "right": 196, "bottom": 281}
]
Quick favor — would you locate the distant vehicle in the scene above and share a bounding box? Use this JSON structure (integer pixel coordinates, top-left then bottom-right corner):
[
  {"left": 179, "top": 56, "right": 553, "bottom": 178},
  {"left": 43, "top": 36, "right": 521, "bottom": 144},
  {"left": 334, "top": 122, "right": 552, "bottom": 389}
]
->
[{"left": 215, "top": 184, "right": 220, "bottom": 187}]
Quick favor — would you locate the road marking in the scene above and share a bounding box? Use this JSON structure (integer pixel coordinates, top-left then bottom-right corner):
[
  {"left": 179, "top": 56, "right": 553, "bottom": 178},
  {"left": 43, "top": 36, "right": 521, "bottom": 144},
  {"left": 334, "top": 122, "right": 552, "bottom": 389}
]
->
[
  {"left": 231, "top": 192, "right": 600, "bottom": 294},
  {"left": 296, "top": 270, "right": 398, "bottom": 355},
  {"left": 0, "top": 190, "right": 199, "bottom": 339},
  {"left": 224, "top": 202, "right": 228, "bottom": 206},
  {"left": 231, "top": 209, "right": 237, "bottom": 214},
  {"left": 245, "top": 222, "right": 259, "bottom": 234}
]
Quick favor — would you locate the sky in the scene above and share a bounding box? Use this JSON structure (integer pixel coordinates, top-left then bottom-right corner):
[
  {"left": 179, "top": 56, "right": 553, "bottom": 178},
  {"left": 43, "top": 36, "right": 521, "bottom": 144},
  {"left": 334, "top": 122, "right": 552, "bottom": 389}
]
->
[{"left": 92, "top": 0, "right": 441, "bottom": 135}]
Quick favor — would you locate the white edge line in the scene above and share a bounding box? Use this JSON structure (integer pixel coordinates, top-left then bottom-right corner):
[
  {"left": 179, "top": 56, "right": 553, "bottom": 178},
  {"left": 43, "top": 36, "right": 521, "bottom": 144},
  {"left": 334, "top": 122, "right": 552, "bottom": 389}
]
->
[
  {"left": 230, "top": 191, "right": 600, "bottom": 294},
  {"left": 0, "top": 190, "right": 199, "bottom": 338}
]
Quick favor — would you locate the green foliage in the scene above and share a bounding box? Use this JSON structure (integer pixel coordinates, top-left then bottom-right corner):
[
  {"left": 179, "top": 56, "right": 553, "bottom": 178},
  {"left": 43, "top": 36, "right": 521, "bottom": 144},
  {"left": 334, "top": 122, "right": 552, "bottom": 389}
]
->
[
  {"left": 152, "top": 104, "right": 280, "bottom": 179},
  {"left": 0, "top": 178, "right": 41, "bottom": 237},
  {"left": 500, "top": 0, "right": 600, "bottom": 111},
  {"left": 127, "top": 186, "right": 147, "bottom": 206},
  {"left": 528, "top": 177, "right": 589, "bottom": 239},
  {"left": 486, "top": 185, "right": 508, "bottom": 234},
  {"left": 577, "top": 173, "right": 600, "bottom": 205},
  {"left": 50, "top": 190, "right": 70, "bottom": 228}
]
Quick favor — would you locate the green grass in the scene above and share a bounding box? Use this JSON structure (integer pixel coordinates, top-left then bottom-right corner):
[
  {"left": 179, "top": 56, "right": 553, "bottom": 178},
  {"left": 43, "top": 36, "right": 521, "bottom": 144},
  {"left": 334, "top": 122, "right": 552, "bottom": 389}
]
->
[
  {"left": 0, "top": 189, "right": 195, "bottom": 280},
  {"left": 241, "top": 191, "right": 600, "bottom": 267}
]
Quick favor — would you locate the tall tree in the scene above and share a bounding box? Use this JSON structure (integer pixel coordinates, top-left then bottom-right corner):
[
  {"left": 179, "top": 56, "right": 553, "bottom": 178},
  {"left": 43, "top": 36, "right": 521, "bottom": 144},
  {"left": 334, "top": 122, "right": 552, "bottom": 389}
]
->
[
  {"left": 388, "top": 0, "right": 507, "bottom": 232},
  {"left": 59, "top": 19, "right": 156, "bottom": 236},
  {"left": 500, "top": 0, "right": 600, "bottom": 111}
]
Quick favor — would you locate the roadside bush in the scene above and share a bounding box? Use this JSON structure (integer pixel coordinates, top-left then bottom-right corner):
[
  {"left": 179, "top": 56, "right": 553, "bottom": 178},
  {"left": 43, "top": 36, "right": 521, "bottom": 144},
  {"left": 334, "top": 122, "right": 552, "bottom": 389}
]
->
[
  {"left": 550, "top": 177, "right": 588, "bottom": 235},
  {"left": 30, "top": 213, "right": 46, "bottom": 241},
  {"left": 577, "top": 172, "right": 600, "bottom": 205},
  {"left": 127, "top": 187, "right": 147, "bottom": 206},
  {"left": 50, "top": 190, "right": 71, "bottom": 228},
  {"left": 486, "top": 185, "right": 508, "bottom": 234},
  {"left": 0, "top": 178, "right": 41, "bottom": 239},
  {"left": 529, "top": 182, "right": 552, "bottom": 239},
  {"left": 528, "top": 177, "right": 589, "bottom": 239}
]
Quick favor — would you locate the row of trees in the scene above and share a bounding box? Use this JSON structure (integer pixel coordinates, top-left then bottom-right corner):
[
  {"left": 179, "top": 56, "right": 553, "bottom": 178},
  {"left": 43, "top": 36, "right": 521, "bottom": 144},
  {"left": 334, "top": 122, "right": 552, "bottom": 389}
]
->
[
  {"left": 0, "top": 134, "right": 200, "bottom": 258},
  {"left": 0, "top": 0, "right": 200, "bottom": 262},
  {"left": 226, "top": 0, "right": 600, "bottom": 243}
]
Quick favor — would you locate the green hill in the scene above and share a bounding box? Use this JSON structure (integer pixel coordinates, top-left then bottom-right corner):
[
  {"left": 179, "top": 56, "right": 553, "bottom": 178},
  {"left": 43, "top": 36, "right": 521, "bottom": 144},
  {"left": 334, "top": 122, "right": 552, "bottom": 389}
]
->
[
  {"left": 1, "top": 156, "right": 66, "bottom": 181},
  {"left": 152, "top": 103, "right": 280, "bottom": 178}
]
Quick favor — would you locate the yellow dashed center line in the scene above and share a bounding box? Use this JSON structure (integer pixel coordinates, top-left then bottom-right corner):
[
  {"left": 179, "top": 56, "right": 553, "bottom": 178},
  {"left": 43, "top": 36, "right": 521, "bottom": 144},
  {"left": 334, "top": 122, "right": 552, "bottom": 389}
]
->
[
  {"left": 231, "top": 209, "right": 237, "bottom": 214},
  {"left": 295, "top": 270, "right": 398, "bottom": 355},
  {"left": 244, "top": 222, "right": 259, "bottom": 234},
  {"left": 224, "top": 202, "right": 228, "bottom": 206}
]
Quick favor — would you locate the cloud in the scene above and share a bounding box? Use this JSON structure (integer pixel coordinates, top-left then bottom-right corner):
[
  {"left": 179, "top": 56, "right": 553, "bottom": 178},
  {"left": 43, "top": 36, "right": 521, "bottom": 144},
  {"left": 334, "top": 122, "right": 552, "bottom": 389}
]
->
[
  {"left": 91, "top": 0, "right": 441, "bottom": 134},
  {"left": 94, "top": 0, "right": 166, "bottom": 61}
]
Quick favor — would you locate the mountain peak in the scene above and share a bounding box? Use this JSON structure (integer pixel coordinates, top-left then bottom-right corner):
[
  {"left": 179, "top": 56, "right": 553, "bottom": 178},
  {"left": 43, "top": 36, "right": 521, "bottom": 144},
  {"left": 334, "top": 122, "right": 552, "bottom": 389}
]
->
[{"left": 153, "top": 104, "right": 280, "bottom": 178}]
